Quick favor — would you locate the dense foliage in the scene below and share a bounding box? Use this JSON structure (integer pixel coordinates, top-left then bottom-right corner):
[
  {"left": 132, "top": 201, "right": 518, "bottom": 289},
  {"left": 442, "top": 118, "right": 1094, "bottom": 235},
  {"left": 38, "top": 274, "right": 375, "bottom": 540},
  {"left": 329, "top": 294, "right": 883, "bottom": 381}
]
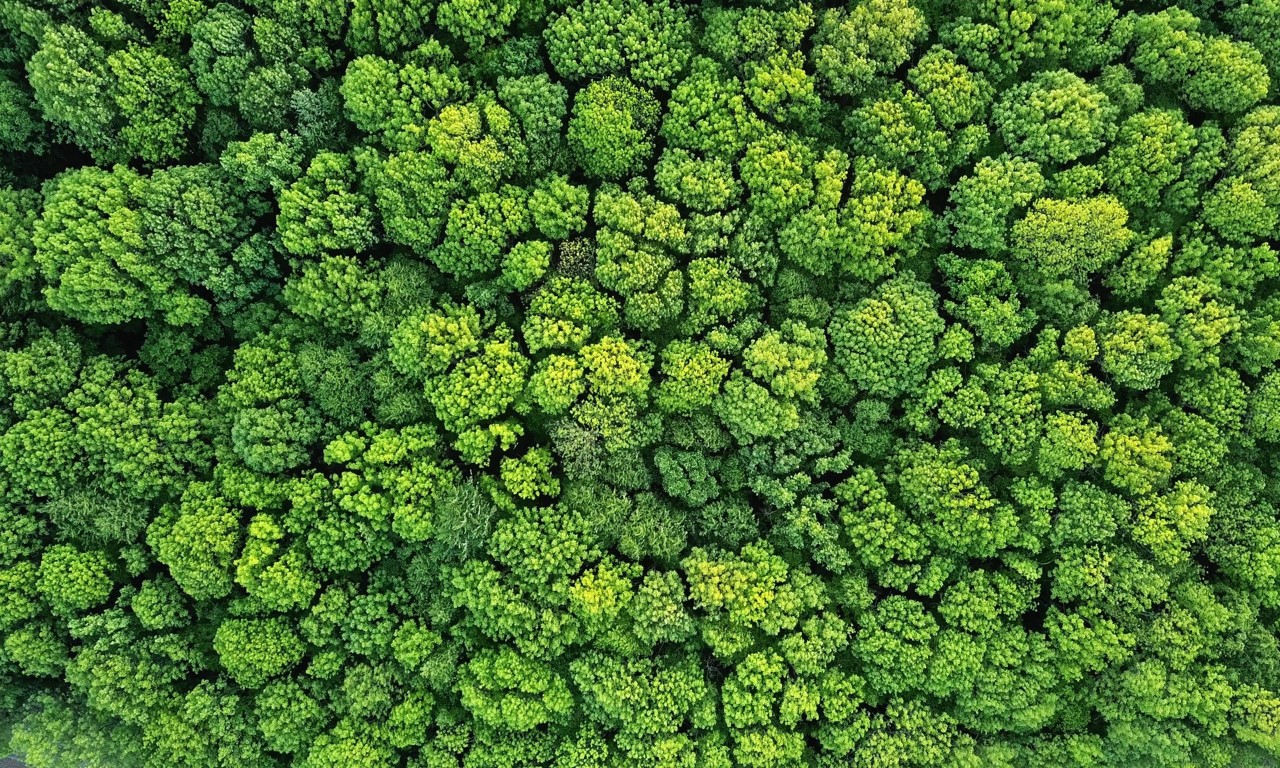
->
[{"left": 1, "top": 0, "right": 1280, "bottom": 765}]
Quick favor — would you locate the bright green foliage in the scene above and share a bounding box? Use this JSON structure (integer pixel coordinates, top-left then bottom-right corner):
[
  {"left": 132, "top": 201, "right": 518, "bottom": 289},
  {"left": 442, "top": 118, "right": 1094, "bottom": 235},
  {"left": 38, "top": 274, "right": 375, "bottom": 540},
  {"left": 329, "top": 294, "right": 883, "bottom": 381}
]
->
[
  {"left": 829, "top": 276, "right": 945, "bottom": 400},
  {"left": 545, "top": 0, "right": 694, "bottom": 89},
  {"left": 523, "top": 275, "right": 620, "bottom": 354},
  {"left": 189, "top": 4, "right": 257, "bottom": 108},
  {"left": 214, "top": 617, "right": 307, "bottom": 688},
  {"left": 278, "top": 151, "right": 376, "bottom": 256},
  {"left": 36, "top": 545, "right": 112, "bottom": 616},
  {"left": 592, "top": 184, "right": 686, "bottom": 331},
  {"left": 655, "top": 341, "right": 731, "bottom": 414},
  {"left": 0, "top": 72, "right": 44, "bottom": 155},
  {"left": 104, "top": 44, "right": 200, "bottom": 165},
  {"left": 4, "top": 1, "right": 1280, "bottom": 766},
  {"left": 460, "top": 647, "right": 574, "bottom": 731},
  {"left": 683, "top": 541, "right": 823, "bottom": 638},
  {"left": 254, "top": 680, "right": 327, "bottom": 754},
  {"left": 896, "top": 440, "right": 1018, "bottom": 557},
  {"left": 0, "top": 187, "right": 40, "bottom": 310},
  {"left": 744, "top": 51, "right": 822, "bottom": 127},
  {"left": 500, "top": 240, "right": 551, "bottom": 292},
  {"left": 908, "top": 46, "right": 993, "bottom": 130},
  {"left": 848, "top": 87, "right": 988, "bottom": 190},
  {"left": 854, "top": 595, "right": 937, "bottom": 696},
  {"left": 992, "top": 69, "right": 1117, "bottom": 165},
  {"left": 411, "top": 321, "right": 529, "bottom": 435},
  {"left": 150, "top": 483, "right": 242, "bottom": 600},
  {"left": 497, "top": 75, "right": 569, "bottom": 178},
  {"left": 946, "top": 154, "right": 1045, "bottom": 256},
  {"left": 938, "top": 256, "right": 1036, "bottom": 350},
  {"left": 1101, "top": 109, "right": 1198, "bottom": 210},
  {"left": 1130, "top": 9, "right": 1271, "bottom": 115},
  {"left": 776, "top": 155, "right": 930, "bottom": 282},
  {"left": 437, "top": 0, "right": 517, "bottom": 51},
  {"left": 25, "top": 25, "right": 116, "bottom": 161},
  {"left": 1203, "top": 177, "right": 1278, "bottom": 243},
  {"left": 1010, "top": 196, "right": 1133, "bottom": 283},
  {"left": 1099, "top": 311, "right": 1180, "bottom": 391},
  {"left": 660, "top": 58, "right": 764, "bottom": 158},
  {"left": 943, "top": 0, "right": 1120, "bottom": 76},
  {"left": 220, "top": 131, "right": 306, "bottom": 197},
  {"left": 370, "top": 150, "right": 455, "bottom": 254},
  {"left": 33, "top": 166, "right": 223, "bottom": 326},
  {"left": 568, "top": 77, "right": 660, "bottom": 181},
  {"left": 529, "top": 174, "right": 589, "bottom": 240},
  {"left": 27, "top": 25, "right": 199, "bottom": 164},
  {"left": 715, "top": 323, "right": 826, "bottom": 444},
  {"left": 425, "top": 95, "right": 528, "bottom": 191},
  {"left": 341, "top": 42, "right": 467, "bottom": 151},
  {"left": 571, "top": 651, "right": 711, "bottom": 761},
  {"left": 655, "top": 149, "right": 740, "bottom": 213},
  {"left": 812, "top": 0, "right": 926, "bottom": 97},
  {"left": 431, "top": 185, "right": 529, "bottom": 278}
]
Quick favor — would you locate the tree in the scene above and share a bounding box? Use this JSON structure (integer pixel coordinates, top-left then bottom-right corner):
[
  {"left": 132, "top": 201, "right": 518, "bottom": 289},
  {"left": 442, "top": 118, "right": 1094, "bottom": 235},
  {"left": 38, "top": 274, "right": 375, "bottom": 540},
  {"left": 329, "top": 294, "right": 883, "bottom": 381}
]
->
[
  {"left": 0, "top": 187, "right": 41, "bottom": 311},
  {"left": 1101, "top": 109, "right": 1198, "bottom": 211},
  {"left": 37, "top": 545, "right": 112, "bottom": 616},
  {"left": 370, "top": 150, "right": 456, "bottom": 255},
  {"left": 278, "top": 152, "right": 377, "bottom": 256},
  {"left": 214, "top": 617, "right": 308, "bottom": 688},
  {"left": 437, "top": 0, "right": 518, "bottom": 51},
  {"left": 149, "top": 482, "right": 242, "bottom": 600},
  {"left": 908, "top": 46, "right": 993, "bottom": 131},
  {"left": 26, "top": 25, "right": 118, "bottom": 163},
  {"left": 853, "top": 595, "right": 938, "bottom": 697},
  {"left": 341, "top": 42, "right": 468, "bottom": 152},
  {"left": 529, "top": 174, "right": 589, "bottom": 240},
  {"left": 0, "top": 69, "right": 46, "bottom": 155},
  {"left": 105, "top": 44, "right": 200, "bottom": 164},
  {"left": 655, "top": 341, "right": 731, "bottom": 414},
  {"left": 1010, "top": 196, "right": 1133, "bottom": 285},
  {"left": 778, "top": 158, "right": 929, "bottom": 283},
  {"left": 522, "top": 275, "right": 621, "bottom": 354},
  {"left": 938, "top": 255, "right": 1037, "bottom": 350},
  {"left": 943, "top": 0, "right": 1119, "bottom": 76},
  {"left": 1099, "top": 415, "right": 1175, "bottom": 497},
  {"left": 655, "top": 150, "right": 741, "bottom": 213},
  {"left": 1098, "top": 311, "right": 1180, "bottom": 391},
  {"left": 992, "top": 69, "right": 1117, "bottom": 166},
  {"left": 811, "top": 0, "right": 927, "bottom": 97},
  {"left": 570, "top": 651, "right": 712, "bottom": 762},
  {"left": 568, "top": 77, "right": 660, "bottom": 181},
  {"left": 34, "top": 166, "right": 179, "bottom": 325},
  {"left": 829, "top": 276, "right": 945, "bottom": 400},
  {"left": 545, "top": 0, "right": 694, "bottom": 89},
  {"left": 660, "top": 58, "right": 764, "bottom": 158},
  {"left": 946, "top": 154, "right": 1045, "bottom": 257},
  {"left": 1131, "top": 9, "right": 1271, "bottom": 116},
  {"left": 848, "top": 86, "right": 986, "bottom": 190},
  {"left": 430, "top": 185, "right": 529, "bottom": 278},
  {"left": 592, "top": 183, "right": 687, "bottom": 331}
]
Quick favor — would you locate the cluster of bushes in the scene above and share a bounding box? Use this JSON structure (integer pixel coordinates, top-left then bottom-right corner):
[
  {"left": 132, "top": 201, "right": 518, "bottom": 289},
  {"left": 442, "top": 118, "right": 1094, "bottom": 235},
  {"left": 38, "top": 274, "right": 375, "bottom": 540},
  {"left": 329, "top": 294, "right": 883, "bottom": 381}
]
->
[{"left": 2, "top": 0, "right": 1280, "bottom": 765}]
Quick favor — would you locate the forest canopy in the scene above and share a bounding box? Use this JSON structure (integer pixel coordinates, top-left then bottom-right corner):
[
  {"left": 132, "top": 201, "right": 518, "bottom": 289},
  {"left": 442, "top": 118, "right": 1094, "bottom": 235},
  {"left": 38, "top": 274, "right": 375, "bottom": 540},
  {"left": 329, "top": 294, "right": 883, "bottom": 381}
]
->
[{"left": 2, "top": 0, "right": 1280, "bottom": 765}]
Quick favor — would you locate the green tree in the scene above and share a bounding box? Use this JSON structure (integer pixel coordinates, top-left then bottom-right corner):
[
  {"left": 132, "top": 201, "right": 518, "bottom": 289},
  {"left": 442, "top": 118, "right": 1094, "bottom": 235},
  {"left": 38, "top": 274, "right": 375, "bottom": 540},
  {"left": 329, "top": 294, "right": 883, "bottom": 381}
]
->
[
  {"left": 812, "top": 0, "right": 926, "bottom": 97},
  {"left": 278, "top": 151, "right": 377, "bottom": 256},
  {"left": 37, "top": 545, "right": 112, "bottom": 616},
  {"left": 545, "top": 0, "right": 694, "bottom": 89},
  {"left": 829, "top": 276, "right": 945, "bottom": 400},
  {"left": 992, "top": 69, "right": 1117, "bottom": 166},
  {"left": 215, "top": 617, "right": 308, "bottom": 688},
  {"left": 568, "top": 77, "right": 660, "bottom": 181}
]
